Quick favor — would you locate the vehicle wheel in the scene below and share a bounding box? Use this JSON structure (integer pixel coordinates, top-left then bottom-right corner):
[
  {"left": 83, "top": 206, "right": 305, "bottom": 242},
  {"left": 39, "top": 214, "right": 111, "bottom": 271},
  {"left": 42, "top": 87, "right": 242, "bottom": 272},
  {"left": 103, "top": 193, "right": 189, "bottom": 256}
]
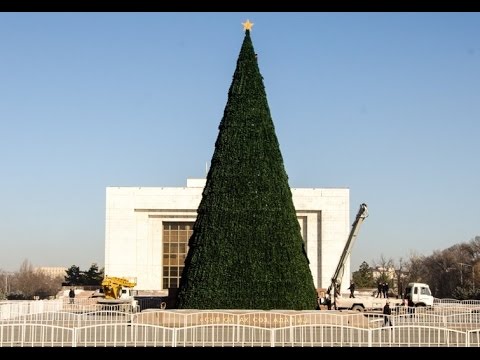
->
[{"left": 351, "top": 305, "right": 364, "bottom": 312}]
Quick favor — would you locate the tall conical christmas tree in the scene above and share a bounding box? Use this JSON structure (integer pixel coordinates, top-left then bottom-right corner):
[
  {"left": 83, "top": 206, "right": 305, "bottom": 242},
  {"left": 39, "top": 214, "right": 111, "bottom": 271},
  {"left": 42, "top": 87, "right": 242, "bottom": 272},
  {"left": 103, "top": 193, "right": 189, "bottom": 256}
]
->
[{"left": 176, "top": 21, "right": 317, "bottom": 310}]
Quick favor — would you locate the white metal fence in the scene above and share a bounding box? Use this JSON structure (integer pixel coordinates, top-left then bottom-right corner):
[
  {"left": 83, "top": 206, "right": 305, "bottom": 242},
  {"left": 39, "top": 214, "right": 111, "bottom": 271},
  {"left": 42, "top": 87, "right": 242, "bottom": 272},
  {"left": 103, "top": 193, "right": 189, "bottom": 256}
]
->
[
  {"left": 434, "top": 298, "right": 480, "bottom": 307},
  {"left": 1, "top": 301, "right": 480, "bottom": 347}
]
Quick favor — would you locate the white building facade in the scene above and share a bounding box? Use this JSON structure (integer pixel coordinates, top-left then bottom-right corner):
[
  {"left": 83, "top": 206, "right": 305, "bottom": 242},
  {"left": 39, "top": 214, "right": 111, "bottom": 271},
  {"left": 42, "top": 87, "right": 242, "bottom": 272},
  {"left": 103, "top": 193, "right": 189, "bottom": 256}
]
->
[
  {"left": 105, "top": 179, "right": 350, "bottom": 292},
  {"left": 34, "top": 267, "right": 67, "bottom": 279}
]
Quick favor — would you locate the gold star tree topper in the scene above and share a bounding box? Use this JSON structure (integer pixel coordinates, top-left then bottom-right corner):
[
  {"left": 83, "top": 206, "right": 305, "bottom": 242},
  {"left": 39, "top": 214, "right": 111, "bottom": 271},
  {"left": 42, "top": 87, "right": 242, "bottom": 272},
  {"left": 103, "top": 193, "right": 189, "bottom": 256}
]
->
[{"left": 242, "top": 19, "right": 254, "bottom": 31}]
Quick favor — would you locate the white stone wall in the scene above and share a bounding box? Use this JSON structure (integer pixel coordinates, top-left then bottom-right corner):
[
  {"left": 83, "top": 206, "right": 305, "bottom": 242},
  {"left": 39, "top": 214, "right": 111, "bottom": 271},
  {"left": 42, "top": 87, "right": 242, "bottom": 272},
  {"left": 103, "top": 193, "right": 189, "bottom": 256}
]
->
[{"left": 105, "top": 179, "right": 350, "bottom": 291}]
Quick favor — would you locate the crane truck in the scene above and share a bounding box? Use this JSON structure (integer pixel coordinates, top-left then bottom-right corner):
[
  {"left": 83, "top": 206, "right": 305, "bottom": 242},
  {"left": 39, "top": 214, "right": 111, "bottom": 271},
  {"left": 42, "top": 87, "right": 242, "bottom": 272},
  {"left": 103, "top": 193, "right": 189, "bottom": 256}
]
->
[
  {"left": 96, "top": 275, "right": 138, "bottom": 312},
  {"left": 322, "top": 203, "right": 433, "bottom": 312},
  {"left": 324, "top": 203, "right": 369, "bottom": 310}
]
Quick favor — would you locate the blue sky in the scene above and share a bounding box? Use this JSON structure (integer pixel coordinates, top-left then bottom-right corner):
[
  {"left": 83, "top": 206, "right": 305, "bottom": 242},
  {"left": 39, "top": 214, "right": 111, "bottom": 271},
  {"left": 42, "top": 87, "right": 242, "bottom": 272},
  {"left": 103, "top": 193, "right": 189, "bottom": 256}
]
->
[{"left": 1, "top": 12, "right": 479, "bottom": 273}]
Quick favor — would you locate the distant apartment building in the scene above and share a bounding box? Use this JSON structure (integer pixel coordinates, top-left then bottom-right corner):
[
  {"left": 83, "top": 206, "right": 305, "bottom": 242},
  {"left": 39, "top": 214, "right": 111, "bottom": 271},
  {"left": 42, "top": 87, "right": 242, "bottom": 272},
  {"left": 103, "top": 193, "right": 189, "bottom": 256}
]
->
[
  {"left": 372, "top": 266, "right": 397, "bottom": 281},
  {"left": 34, "top": 267, "right": 67, "bottom": 279},
  {"left": 105, "top": 178, "right": 351, "bottom": 292}
]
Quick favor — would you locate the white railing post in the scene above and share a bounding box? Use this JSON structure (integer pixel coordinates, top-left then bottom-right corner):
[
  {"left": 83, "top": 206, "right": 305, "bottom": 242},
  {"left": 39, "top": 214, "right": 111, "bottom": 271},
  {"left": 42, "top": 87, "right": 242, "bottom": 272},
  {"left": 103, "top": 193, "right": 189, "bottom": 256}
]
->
[
  {"left": 172, "top": 328, "right": 177, "bottom": 347},
  {"left": 130, "top": 313, "right": 135, "bottom": 342},
  {"left": 21, "top": 316, "right": 26, "bottom": 347},
  {"left": 72, "top": 327, "right": 77, "bottom": 347},
  {"left": 289, "top": 320, "right": 293, "bottom": 346}
]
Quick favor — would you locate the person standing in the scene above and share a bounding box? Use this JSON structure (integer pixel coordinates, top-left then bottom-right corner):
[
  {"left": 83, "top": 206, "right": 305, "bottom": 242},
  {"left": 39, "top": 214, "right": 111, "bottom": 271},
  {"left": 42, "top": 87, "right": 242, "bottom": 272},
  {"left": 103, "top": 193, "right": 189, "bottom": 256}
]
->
[
  {"left": 383, "top": 301, "right": 392, "bottom": 326},
  {"left": 325, "top": 293, "right": 332, "bottom": 310},
  {"left": 348, "top": 281, "right": 355, "bottom": 298},
  {"left": 407, "top": 297, "right": 415, "bottom": 317},
  {"left": 384, "top": 282, "right": 389, "bottom": 298},
  {"left": 377, "top": 282, "right": 383, "bottom": 298},
  {"left": 69, "top": 288, "right": 75, "bottom": 304}
]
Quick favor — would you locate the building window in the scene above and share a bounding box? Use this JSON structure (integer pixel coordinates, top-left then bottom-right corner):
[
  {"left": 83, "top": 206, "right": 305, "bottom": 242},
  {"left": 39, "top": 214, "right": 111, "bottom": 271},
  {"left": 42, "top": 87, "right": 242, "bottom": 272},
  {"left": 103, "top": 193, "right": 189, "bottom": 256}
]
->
[{"left": 162, "top": 222, "right": 194, "bottom": 289}]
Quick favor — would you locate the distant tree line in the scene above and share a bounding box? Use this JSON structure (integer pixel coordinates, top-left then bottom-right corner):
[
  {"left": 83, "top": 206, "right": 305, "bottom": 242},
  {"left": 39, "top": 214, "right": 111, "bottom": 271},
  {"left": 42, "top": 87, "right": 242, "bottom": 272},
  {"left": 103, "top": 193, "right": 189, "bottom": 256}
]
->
[
  {"left": 353, "top": 236, "right": 480, "bottom": 300},
  {"left": 63, "top": 263, "right": 103, "bottom": 286},
  {"left": 2, "top": 236, "right": 479, "bottom": 301},
  {"left": 0, "top": 261, "right": 104, "bottom": 300},
  {"left": 0, "top": 260, "right": 62, "bottom": 300}
]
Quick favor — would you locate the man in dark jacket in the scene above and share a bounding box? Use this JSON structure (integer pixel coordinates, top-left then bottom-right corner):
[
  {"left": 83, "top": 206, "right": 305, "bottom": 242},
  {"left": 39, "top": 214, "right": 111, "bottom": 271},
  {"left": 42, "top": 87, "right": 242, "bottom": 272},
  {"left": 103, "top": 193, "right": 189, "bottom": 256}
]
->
[
  {"left": 69, "top": 288, "right": 75, "bottom": 304},
  {"left": 383, "top": 301, "right": 392, "bottom": 326},
  {"left": 348, "top": 281, "right": 355, "bottom": 298}
]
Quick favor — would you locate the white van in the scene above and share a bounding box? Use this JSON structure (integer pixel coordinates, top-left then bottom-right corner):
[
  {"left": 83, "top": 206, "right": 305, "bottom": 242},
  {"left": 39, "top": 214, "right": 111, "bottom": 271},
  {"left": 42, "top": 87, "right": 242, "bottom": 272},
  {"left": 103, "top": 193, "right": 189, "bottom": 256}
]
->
[{"left": 404, "top": 282, "right": 433, "bottom": 307}]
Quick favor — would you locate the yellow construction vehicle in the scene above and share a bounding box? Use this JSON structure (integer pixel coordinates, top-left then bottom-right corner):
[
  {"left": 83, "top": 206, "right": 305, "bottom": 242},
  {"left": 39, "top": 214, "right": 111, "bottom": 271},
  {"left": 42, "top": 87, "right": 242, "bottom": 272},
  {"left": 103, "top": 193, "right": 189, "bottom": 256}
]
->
[
  {"left": 101, "top": 276, "right": 136, "bottom": 300},
  {"left": 97, "top": 276, "right": 138, "bottom": 311}
]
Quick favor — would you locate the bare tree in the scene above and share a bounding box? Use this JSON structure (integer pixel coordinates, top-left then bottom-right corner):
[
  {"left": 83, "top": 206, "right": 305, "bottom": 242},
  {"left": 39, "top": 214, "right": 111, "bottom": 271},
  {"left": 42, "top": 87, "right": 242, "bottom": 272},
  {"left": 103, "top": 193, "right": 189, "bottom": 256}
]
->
[
  {"left": 393, "top": 258, "right": 408, "bottom": 298},
  {"left": 404, "top": 251, "right": 428, "bottom": 284},
  {"left": 372, "top": 254, "right": 394, "bottom": 281},
  {"left": 413, "top": 240, "right": 478, "bottom": 299},
  {"left": 8, "top": 259, "right": 62, "bottom": 300},
  {"left": 470, "top": 236, "right": 480, "bottom": 261},
  {"left": 422, "top": 249, "right": 458, "bottom": 298},
  {"left": 358, "top": 235, "right": 480, "bottom": 300},
  {"left": 0, "top": 270, "right": 7, "bottom": 300}
]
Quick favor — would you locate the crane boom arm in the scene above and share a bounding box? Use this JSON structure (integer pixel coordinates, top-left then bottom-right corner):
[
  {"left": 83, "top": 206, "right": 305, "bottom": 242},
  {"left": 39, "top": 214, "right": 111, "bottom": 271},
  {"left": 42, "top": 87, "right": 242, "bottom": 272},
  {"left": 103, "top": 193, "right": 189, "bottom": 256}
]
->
[{"left": 327, "top": 203, "right": 368, "bottom": 298}]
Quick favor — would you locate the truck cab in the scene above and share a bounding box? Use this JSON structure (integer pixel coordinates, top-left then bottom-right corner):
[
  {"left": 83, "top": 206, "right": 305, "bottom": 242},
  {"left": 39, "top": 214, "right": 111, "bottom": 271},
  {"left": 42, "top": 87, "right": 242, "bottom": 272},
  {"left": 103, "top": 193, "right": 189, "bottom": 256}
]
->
[{"left": 404, "top": 282, "right": 433, "bottom": 307}]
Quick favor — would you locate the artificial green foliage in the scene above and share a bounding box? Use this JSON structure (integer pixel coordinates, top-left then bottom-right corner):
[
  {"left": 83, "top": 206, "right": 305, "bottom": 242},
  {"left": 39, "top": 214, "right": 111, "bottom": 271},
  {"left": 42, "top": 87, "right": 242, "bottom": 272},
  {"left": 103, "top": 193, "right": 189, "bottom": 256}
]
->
[{"left": 176, "top": 30, "right": 317, "bottom": 310}]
